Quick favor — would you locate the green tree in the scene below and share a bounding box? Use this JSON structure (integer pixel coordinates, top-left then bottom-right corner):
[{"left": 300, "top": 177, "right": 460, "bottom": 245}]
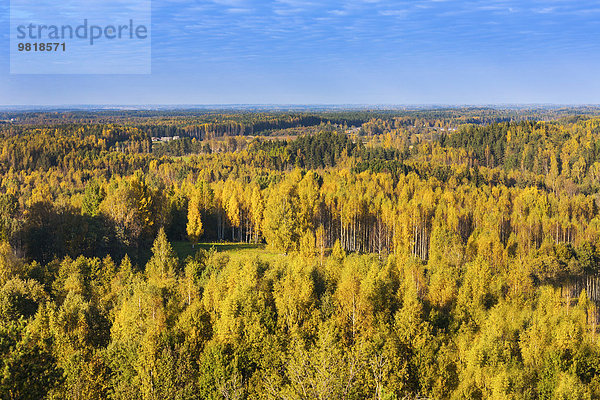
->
[{"left": 82, "top": 181, "right": 104, "bottom": 217}]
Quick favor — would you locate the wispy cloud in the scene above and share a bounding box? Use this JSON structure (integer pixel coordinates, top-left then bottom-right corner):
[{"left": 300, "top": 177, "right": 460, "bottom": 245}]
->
[{"left": 3, "top": 0, "right": 600, "bottom": 103}]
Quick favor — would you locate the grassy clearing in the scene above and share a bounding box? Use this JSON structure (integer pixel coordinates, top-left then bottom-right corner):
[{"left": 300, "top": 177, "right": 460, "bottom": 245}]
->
[{"left": 172, "top": 241, "right": 283, "bottom": 262}]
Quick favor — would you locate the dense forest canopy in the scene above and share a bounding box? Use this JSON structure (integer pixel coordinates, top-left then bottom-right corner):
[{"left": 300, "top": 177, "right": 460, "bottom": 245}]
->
[{"left": 2, "top": 108, "right": 600, "bottom": 399}]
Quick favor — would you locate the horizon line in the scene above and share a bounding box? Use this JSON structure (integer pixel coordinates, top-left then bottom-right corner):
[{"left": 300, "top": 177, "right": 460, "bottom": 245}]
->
[{"left": 2, "top": 103, "right": 600, "bottom": 111}]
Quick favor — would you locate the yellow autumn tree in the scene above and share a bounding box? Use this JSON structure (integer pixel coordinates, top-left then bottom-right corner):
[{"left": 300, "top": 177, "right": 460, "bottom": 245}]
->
[{"left": 187, "top": 191, "right": 204, "bottom": 245}]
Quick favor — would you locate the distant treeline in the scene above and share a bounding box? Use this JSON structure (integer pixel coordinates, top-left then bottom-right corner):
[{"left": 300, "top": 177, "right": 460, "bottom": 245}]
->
[
  {"left": 140, "top": 114, "right": 329, "bottom": 140},
  {"left": 5, "top": 106, "right": 600, "bottom": 136}
]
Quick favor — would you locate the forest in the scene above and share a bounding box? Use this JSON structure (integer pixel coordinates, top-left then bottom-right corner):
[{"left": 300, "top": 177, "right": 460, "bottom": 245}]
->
[{"left": 2, "top": 108, "right": 600, "bottom": 399}]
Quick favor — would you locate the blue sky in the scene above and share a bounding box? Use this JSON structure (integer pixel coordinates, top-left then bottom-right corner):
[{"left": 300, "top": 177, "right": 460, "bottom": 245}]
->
[{"left": 1, "top": 0, "right": 600, "bottom": 105}]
